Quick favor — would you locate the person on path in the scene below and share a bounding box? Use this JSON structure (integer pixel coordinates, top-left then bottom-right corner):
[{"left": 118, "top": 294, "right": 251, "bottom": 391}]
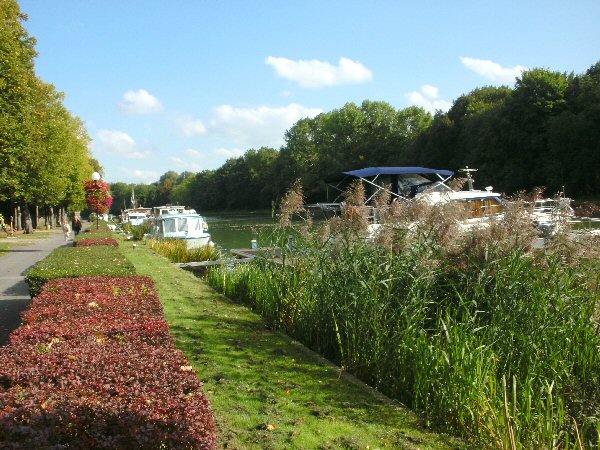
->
[
  {"left": 62, "top": 220, "right": 71, "bottom": 241},
  {"left": 72, "top": 215, "right": 82, "bottom": 235}
]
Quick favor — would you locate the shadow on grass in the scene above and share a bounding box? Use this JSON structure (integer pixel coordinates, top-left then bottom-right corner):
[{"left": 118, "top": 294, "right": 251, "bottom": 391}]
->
[{"left": 165, "top": 292, "right": 459, "bottom": 450}]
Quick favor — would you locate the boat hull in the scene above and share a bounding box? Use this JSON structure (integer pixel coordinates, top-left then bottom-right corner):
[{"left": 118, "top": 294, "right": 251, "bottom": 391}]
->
[{"left": 182, "top": 236, "right": 212, "bottom": 249}]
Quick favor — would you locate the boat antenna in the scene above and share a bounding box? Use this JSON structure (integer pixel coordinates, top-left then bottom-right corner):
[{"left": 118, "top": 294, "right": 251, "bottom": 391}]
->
[{"left": 459, "top": 166, "right": 478, "bottom": 191}]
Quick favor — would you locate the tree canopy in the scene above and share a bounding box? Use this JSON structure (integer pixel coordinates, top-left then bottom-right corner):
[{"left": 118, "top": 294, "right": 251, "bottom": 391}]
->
[
  {"left": 111, "top": 62, "right": 599, "bottom": 215},
  {"left": 0, "top": 0, "right": 96, "bottom": 230}
]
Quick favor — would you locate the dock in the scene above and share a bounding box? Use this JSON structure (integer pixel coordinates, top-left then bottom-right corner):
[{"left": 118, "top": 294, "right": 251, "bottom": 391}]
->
[{"left": 176, "top": 247, "right": 283, "bottom": 269}]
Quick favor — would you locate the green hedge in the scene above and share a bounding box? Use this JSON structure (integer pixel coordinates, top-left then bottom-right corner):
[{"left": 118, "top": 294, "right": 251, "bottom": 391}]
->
[{"left": 26, "top": 246, "right": 135, "bottom": 296}]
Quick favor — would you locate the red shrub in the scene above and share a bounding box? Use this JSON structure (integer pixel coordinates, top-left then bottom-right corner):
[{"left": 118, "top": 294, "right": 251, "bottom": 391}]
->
[
  {"left": 21, "top": 276, "right": 163, "bottom": 325},
  {"left": 75, "top": 238, "right": 119, "bottom": 247},
  {"left": 0, "top": 276, "right": 216, "bottom": 449}
]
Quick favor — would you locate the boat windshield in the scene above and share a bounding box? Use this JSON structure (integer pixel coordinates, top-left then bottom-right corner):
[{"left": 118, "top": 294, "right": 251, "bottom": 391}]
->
[
  {"left": 178, "top": 218, "right": 189, "bottom": 232},
  {"left": 162, "top": 218, "right": 177, "bottom": 233},
  {"left": 162, "top": 217, "right": 204, "bottom": 233}
]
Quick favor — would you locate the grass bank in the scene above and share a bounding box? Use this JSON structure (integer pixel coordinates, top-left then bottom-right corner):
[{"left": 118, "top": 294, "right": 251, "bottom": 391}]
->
[{"left": 120, "top": 239, "right": 461, "bottom": 449}]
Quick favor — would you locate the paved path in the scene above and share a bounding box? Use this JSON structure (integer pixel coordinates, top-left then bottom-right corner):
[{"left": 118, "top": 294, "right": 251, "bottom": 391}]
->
[{"left": 0, "top": 232, "right": 69, "bottom": 346}]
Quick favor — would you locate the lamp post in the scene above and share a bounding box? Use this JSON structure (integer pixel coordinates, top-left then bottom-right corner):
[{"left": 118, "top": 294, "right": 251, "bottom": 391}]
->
[{"left": 92, "top": 171, "right": 101, "bottom": 229}]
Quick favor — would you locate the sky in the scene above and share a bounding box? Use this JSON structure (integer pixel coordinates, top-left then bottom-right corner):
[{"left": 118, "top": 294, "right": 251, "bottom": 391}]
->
[{"left": 19, "top": 0, "right": 600, "bottom": 184}]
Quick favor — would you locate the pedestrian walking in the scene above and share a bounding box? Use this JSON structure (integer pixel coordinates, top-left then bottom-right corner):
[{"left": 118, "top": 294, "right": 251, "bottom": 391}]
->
[
  {"left": 62, "top": 220, "right": 71, "bottom": 241},
  {"left": 72, "top": 215, "right": 82, "bottom": 235}
]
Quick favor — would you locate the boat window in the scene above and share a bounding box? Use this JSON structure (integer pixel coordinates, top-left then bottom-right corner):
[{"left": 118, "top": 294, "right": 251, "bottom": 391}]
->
[
  {"left": 162, "top": 219, "right": 176, "bottom": 233},
  {"left": 191, "top": 218, "right": 203, "bottom": 231},
  {"left": 178, "top": 218, "right": 188, "bottom": 232},
  {"left": 466, "top": 198, "right": 503, "bottom": 217}
]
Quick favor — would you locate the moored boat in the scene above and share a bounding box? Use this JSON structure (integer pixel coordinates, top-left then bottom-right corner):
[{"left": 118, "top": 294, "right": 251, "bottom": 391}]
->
[
  {"left": 121, "top": 208, "right": 152, "bottom": 226},
  {"left": 303, "top": 166, "right": 575, "bottom": 237},
  {"left": 151, "top": 212, "right": 211, "bottom": 249},
  {"left": 306, "top": 166, "right": 503, "bottom": 223},
  {"left": 530, "top": 197, "right": 574, "bottom": 237}
]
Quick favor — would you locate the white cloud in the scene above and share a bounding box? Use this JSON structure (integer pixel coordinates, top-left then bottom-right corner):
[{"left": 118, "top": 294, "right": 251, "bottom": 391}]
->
[
  {"left": 175, "top": 115, "right": 207, "bottom": 137},
  {"left": 213, "top": 147, "right": 245, "bottom": 159},
  {"left": 117, "top": 168, "right": 161, "bottom": 183},
  {"left": 209, "top": 103, "right": 322, "bottom": 148},
  {"left": 169, "top": 156, "right": 204, "bottom": 171},
  {"left": 406, "top": 85, "right": 452, "bottom": 114},
  {"left": 95, "top": 129, "right": 152, "bottom": 160},
  {"left": 118, "top": 89, "right": 163, "bottom": 114},
  {"left": 184, "top": 148, "right": 204, "bottom": 158},
  {"left": 266, "top": 56, "right": 373, "bottom": 88},
  {"left": 169, "top": 156, "right": 186, "bottom": 165},
  {"left": 420, "top": 84, "right": 439, "bottom": 98},
  {"left": 460, "top": 57, "right": 526, "bottom": 84}
]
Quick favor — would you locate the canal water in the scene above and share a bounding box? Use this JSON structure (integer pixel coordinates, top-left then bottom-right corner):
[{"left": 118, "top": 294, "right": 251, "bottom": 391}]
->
[
  {"left": 204, "top": 209, "right": 600, "bottom": 254},
  {"left": 204, "top": 211, "right": 278, "bottom": 251}
]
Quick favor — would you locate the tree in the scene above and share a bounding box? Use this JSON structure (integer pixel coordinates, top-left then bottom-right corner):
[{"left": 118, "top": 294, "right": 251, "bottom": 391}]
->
[
  {"left": 0, "top": 0, "right": 40, "bottom": 231},
  {"left": 0, "top": 1, "right": 95, "bottom": 230}
]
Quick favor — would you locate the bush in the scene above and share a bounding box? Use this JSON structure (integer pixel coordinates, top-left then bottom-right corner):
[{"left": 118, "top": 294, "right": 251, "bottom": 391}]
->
[
  {"left": 0, "top": 276, "right": 216, "bottom": 449},
  {"left": 26, "top": 246, "right": 135, "bottom": 296},
  {"left": 123, "top": 222, "right": 152, "bottom": 240}
]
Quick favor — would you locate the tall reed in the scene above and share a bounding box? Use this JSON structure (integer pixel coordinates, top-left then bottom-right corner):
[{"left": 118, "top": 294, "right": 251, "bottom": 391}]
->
[
  {"left": 207, "top": 185, "right": 600, "bottom": 448},
  {"left": 148, "top": 238, "right": 219, "bottom": 263}
]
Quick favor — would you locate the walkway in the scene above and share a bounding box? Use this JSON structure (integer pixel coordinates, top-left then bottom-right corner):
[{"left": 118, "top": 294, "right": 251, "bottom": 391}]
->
[{"left": 0, "top": 232, "right": 68, "bottom": 346}]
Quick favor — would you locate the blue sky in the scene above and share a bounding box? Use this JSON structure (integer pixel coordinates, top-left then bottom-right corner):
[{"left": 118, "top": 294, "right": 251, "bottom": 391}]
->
[{"left": 20, "top": 0, "right": 600, "bottom": 184}]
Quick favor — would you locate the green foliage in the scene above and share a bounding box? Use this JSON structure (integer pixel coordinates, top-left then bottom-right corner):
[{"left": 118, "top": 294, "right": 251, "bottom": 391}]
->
[
  {"left": 207, "top": 206, "right": 600, "bottom": 448},
  {"left": 0, "top": 1, "right": 95, "bottom": 223},
  {"left": 121, "top": 239, "right": 460, "bottom": 449},
  {"left": 123, "top": 222, "right": 152, "bottom": 240},
  {"left": 25, "top": 246, "right": 135, "bottom": 296},
  {"left": 148, "top": 238, "right": 219, "bottom": 263},
  {"left": 411, "top": 63, "right": 600, "bottom": 196},
  {"left": 107, "top": 60, "right": 599, "bottom": 213},
  {"left": 109, "top": 182, "right": 159, "bottom": 215}
]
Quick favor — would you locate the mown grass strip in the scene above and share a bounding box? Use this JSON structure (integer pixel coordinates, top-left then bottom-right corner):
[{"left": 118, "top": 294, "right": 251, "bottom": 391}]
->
[
  {"left": 120, "top": 239, "right": 462, "bottom": 450},
  {"left": 26, "top": 245, "right": 135, "bottom": 296}
]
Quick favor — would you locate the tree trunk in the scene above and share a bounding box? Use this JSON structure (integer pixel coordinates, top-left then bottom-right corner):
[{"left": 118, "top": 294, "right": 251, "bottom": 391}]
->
[
  {"left": 35, "top": 205, "right": 39, "bottom": 230},
  {"left": 20, "top": 201, "right": 33, "bottom": 234},
  {"left": 50, "top": 207, "right": 55, "bottom": 228},
  {"left": 15, "top": 206, "right": 21, "bottom": 230}
]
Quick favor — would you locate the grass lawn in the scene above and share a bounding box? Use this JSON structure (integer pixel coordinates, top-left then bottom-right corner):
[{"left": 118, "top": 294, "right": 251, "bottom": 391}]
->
[{"left": 120, "top": 239, "right": 462, "bottom": 449}]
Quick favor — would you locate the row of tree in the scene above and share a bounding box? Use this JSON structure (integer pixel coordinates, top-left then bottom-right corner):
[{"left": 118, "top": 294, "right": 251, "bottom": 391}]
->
[
  {"left": 410, "top": 64, "right": 600, "bottom": 195},
  {"left": 0, "top": 1, "right": 100, "bottom": 232},
  {"left": 3, "top": 0, "right": 598, "bottom": 223},
  {"left": 110, "top": 61, "right": 599, "bottom": 215}
]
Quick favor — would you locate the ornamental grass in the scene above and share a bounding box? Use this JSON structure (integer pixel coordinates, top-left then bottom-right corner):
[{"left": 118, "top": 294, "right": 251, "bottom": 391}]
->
[
  {"left": 207, "top": 182, "right": 600, "bottom": 449},
  {"left": 148, "top": 238, "right": 219, "bottom": 263}
]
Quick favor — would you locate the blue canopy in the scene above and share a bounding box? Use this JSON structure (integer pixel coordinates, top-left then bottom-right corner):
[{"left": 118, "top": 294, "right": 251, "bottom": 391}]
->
[{"left": 341, "top": 167, "right": 454, "bottom": 178}]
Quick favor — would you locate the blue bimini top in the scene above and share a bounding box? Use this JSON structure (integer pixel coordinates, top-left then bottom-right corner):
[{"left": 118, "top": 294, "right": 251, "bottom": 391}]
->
[{"left": 341, "top": 167, "right": 454, "bottom": 178}]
